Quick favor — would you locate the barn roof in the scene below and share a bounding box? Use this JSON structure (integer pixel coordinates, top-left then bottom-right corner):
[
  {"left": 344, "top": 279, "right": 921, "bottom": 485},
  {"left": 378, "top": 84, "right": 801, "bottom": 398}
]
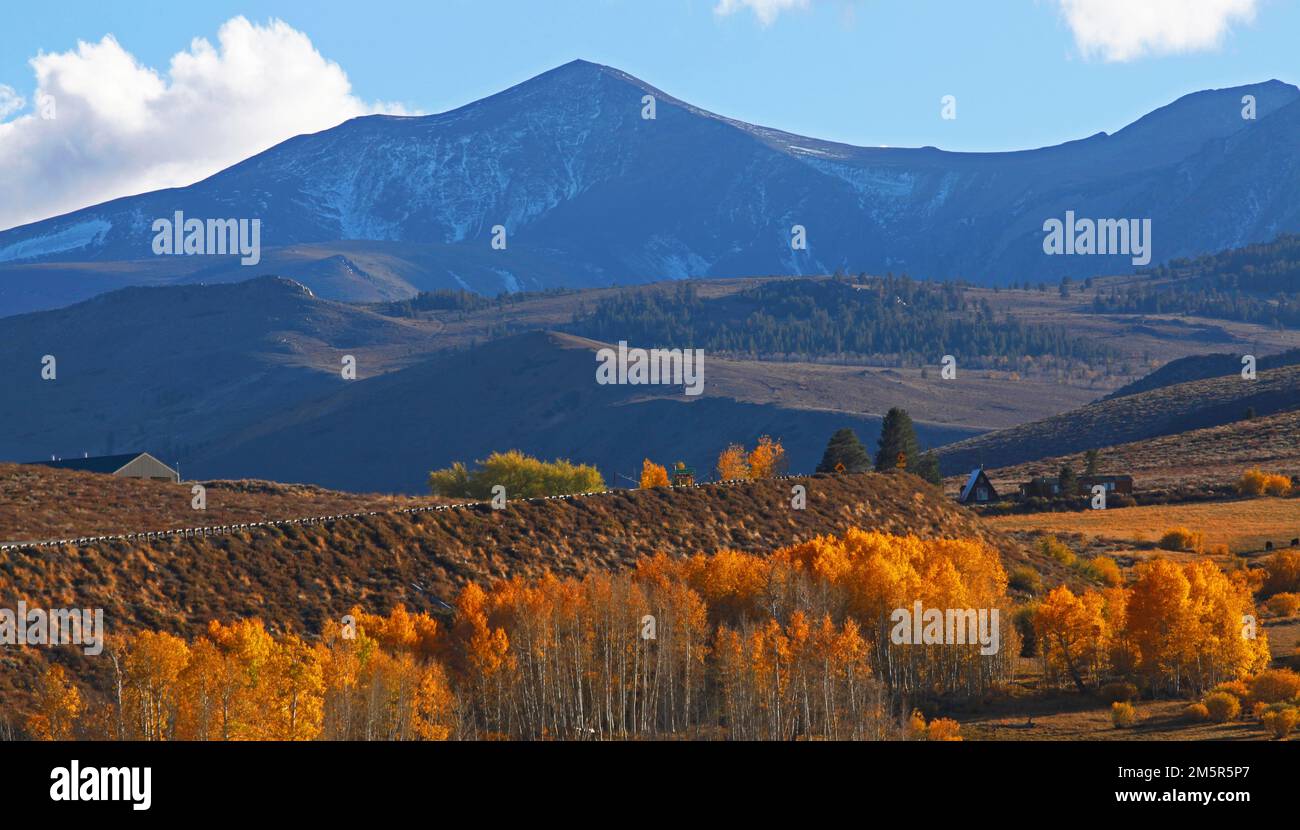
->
[{"left": 25, "top": 452, "right": 172, "bottom": 475}]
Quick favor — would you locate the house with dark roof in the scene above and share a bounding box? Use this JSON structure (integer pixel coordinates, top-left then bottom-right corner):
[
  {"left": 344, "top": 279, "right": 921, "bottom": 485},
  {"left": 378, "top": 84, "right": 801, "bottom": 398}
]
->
[
  {"left": 958, "top": 468, "right": 998, "bottom": 504},
  {"left": 25, "top": 452, "right": 179, "bottom": 483}
]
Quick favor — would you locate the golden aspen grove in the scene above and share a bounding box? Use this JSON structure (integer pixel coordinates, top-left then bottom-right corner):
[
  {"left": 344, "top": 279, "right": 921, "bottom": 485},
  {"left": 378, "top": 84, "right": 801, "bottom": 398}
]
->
[
  {"left": 25, "top": 520, "right": 1300, "bottom": 742},
  {"left": 27, "top": 528, "right": 1019, "bottom": 741}
]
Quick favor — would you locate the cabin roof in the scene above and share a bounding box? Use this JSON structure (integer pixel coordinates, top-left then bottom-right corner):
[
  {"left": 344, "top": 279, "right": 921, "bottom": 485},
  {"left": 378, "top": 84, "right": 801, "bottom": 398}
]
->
[{"left": 960, "top": 468, "right": 989, "bottom": 502}]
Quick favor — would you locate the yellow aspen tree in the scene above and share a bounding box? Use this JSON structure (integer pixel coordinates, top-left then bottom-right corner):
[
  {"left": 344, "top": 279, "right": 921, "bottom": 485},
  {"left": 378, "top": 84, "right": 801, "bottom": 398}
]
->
[
  {"left": 1126, "top": 560, "right": 1196, "bottom": 694},
  {"left": 1033, "top": 586, "right": 1106, "bottom": 693},
  {"left": 204, "top": 619, "right": 277, "bottom": 739},
  {"left": 177, "top": 637, "right": 234, "bottom": 741}
]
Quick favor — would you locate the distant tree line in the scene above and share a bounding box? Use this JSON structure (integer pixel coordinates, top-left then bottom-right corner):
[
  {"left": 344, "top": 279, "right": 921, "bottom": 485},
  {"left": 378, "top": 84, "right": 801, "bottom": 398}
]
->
[
  {"left": 1089, "top": 234, "right": 1300, "bottom": 327},
  {"left": 567, "top": 276, "right": 1115, "bottom": 367}
]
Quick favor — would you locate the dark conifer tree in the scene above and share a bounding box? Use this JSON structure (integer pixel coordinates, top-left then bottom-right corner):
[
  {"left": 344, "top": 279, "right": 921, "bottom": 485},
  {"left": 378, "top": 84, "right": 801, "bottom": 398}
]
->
[
  {"left": 874, "top": 408, "right": 920, "bottom": 473},
  {"left": 915, "top": 450, "right": 942, "bottom": 486},
  {"left": 816, "top": 427, "right": 872, "bottom": 473}
]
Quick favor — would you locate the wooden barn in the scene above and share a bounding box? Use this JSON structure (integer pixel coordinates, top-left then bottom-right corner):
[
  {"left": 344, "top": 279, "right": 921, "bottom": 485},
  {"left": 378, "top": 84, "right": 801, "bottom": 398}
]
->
[
  {"left": 958, "top": 468, "right": 998, "bottom": 504},
  {"left": 26, "top": 451, "right": 180, "bottom": 483}
]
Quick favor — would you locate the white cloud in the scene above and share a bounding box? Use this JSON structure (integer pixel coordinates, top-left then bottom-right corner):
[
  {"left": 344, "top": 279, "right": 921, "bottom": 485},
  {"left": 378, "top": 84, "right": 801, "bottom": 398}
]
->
[
  {"left": 0, "top": 17, "right": 414, "bottom": 231},
  {"left": 1056, "top": 0, "right": 1258, "bottom": 62},
  {"left": 714, "top": 0, "right": 811, "bottom": 27},
  {"left": 0, "top": 85, "right": 24, "bottom": 119}
]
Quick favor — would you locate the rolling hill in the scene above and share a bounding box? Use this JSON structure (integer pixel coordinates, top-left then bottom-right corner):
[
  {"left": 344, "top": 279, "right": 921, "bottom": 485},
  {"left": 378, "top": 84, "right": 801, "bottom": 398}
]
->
[
  {"left": 0, "top": 472, "right": 1029, "bottom": 629},
  {"left": 0, "top": 461, "right": 451, "bottom": 543},
  {"left": 0, "top": 276, "right": 446, "bottom": 466},
  {"left": 937, "top": 363, "right": 1300, "bottom": 473},
  {"left": 1104, "top": 347, "right": 1300, "bottom": 399},
  {"left": 193, "top": 329, "right": 979, "bottom": 492},
  {"left": 3, "top": 61, "right": 1300, "bottom": 315},
  {"left": 0, "top": 276, "right": 985, "bottom": 491},
  {"left": 1088, "top": 234, "right": 1300, "bottom": 329},
  {"left": 6, "top": 270, "right": 1299, "bottom": 493},
  {"left": 969, "top": 408, "right": 1300, "bottom": 495}
]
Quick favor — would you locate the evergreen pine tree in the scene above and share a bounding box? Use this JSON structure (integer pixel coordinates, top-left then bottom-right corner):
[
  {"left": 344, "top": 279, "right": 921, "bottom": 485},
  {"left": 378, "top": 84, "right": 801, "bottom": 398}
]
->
[
  {"left": 816, "top": 427, "right": 872, "bottom": 473},
  {"left": 1084, "top": 448, "right": 1100, "bottom": 476},
  {"left": 874, "top": 407, "right": 921, "bottom": 473},
  {"left": 1058, "top": 463, "right": 1079, "bottom": 498},
  {"left": 915, "top": 450, "right": 942, "bottom": 486}
]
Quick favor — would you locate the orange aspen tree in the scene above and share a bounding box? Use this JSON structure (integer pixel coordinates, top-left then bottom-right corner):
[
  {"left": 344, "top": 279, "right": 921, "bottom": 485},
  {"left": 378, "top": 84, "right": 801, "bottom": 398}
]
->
[
  {"left": 716, "top": 444, "right": 750, "bottom": 480},
  {"left": 1033, "top": 586, "right": 1107, "bottom": 693},
  {"left": 640, "top": 459, "right": 670, "bottom": 488},
  {"left": 412, "top": 661, "right": 458, "bottom": 740},
  {"left": 120, "top": 630, "right": 190, "bottom": 740},
  {"left": 265, "top": 634, "right": 325, "bottom": 741},
  {"left": 747, "top": 436, "right": 786, "bottom": 479},
  {"left": 202, "top": 619, "right": 278, "bottom": 739},
  {"left": 451, "top": 582, "right": 513, "bottom": 737},
  {"left": 27, "top": 664, "right": 83, "bottom": 740}
]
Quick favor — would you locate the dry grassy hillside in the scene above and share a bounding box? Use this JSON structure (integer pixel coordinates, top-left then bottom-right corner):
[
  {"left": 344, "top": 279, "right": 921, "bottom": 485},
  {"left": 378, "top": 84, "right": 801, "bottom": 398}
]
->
[
  {"left": 1, "top": 472, "right": 1037, "bottom": 634},
  {"left": 966, "top": 409, "right": 1300, "bottom": 495},
  {"left": 0, "top": 462, "right": 449, "bottom": 542},
  {"left": 938, "top": 364, "right": 1300, "bottom": 473}
]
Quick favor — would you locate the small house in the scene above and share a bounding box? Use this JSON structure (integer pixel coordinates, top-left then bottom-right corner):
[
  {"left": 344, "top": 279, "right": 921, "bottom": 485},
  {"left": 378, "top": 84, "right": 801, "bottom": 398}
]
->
[
  {"left": 26, "top": 451, "right": 180, "bottom": 483},
  {"left": 1081, "top": 474, "right": 1133, "bottom": 495},
  {"left": 1019, "top": 476, "right": 1060, "bottom": 498},
  {"left": 958, "top": 468, "right": 998, "bottom": 504},
  {"left": 671, "top": 463, "right": 696, "bottom": 487}
]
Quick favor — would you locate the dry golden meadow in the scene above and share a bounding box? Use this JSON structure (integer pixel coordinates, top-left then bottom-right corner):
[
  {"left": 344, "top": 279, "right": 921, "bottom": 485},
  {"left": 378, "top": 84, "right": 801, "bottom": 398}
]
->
[{"left": 986, "top": 497, "right": 1300, "bottom": 555}]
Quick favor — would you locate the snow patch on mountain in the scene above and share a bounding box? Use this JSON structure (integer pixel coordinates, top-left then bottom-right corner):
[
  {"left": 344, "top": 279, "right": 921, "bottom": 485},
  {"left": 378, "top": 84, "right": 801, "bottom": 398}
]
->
[
  {"left": 493, "top": 268, "right": 521, "bottom": 293},
  {"left": 799, "top": 157, "right": 916, "bottom": 201},
  {"left": 634, "top": 236, "right": 711, "bottom": 280},
  {"left": 0, "top": 219, "right": 112, "bottom": 263}
]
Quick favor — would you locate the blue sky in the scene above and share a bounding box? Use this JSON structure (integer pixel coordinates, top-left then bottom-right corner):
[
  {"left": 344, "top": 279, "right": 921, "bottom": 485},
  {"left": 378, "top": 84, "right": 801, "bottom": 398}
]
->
[{"left": 0, "top": 1, "right": 1294, "bottom": 229}]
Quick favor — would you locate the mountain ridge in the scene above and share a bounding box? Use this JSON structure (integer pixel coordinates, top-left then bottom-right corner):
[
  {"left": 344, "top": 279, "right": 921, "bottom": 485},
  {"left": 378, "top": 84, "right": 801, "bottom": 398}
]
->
[{"left": 2, "top": 63, "right": 1299, "bottom": 316}]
